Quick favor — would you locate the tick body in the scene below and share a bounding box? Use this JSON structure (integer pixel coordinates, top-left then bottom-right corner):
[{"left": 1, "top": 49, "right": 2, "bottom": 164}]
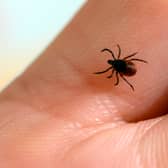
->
[{"left": 94, "top": 45, "right": 147, "bottom": 91}]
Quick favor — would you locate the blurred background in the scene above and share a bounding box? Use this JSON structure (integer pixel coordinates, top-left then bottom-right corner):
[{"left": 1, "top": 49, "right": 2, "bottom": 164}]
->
[{"left": 0, "top": 0, "right": 86, "bottom": 90}]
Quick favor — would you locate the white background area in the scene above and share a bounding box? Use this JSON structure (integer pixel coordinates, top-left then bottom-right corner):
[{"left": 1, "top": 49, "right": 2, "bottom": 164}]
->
[{"left": 0, "top": 0, "right": 86, "bottom": 89}]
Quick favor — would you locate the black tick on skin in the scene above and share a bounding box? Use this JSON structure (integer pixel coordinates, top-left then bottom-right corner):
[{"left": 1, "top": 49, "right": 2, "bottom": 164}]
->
[{"left": 94, "top": 44, "right": 148, "bottom": 91}]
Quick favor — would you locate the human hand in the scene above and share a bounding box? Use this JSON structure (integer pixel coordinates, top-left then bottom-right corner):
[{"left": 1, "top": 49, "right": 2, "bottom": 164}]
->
[{"left": 0, "top": 1, "right": 168, "bottom": 167}]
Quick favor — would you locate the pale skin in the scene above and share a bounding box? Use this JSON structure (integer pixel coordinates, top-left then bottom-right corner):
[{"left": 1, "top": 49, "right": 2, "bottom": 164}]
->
[{"left": 0, "top": 0, "right": 168, "bottom": 167}]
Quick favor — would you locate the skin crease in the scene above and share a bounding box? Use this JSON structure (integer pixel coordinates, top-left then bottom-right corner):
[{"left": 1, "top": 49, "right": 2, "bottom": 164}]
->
[{"left": 0, "top": 0, "right": 168, "bottom": 167}]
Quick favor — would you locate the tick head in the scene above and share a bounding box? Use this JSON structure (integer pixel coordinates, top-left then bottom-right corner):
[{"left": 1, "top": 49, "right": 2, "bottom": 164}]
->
[{"left": 107, "top": 59, "right": 113, "bottom": 65}]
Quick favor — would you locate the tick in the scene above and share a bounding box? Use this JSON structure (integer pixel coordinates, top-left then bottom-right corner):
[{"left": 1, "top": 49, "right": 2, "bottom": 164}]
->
[{"left": 94, "top": 44, "right": 147, "bottom": 91}]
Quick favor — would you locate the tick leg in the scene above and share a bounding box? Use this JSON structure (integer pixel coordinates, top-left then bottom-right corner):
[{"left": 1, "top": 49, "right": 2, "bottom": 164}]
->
[
  {"left": 117, "top": 44, "right": 121, "bottom": 59},
  {"left": 101, "top": 48, "right": 116, "bottom": 60},
  {"left": 119, "top": 74, "right": 134, "bottom": 91},
  {"left": 107, "top": 69, "right": 115, "bottom": 78},
  {"left": 115, "top": 72, "right": 119, "bottom": 85},
  {"left": 123, "top": 52, "right": 138, "bottom": 60},
  {"left": 94, "top": 67, "right": 112, "bottom": 74},
  {"left": 127, "top": 58, "right": 148, "bottom": 63}
]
